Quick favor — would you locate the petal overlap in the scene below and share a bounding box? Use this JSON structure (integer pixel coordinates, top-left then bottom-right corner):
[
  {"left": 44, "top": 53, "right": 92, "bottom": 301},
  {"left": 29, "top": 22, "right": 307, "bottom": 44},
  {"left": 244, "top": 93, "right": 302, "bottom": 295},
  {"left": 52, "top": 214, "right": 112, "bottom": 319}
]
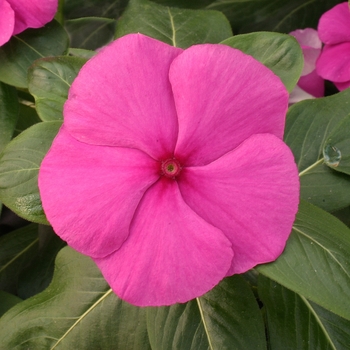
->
[
  {"left": 39, "top": 127, "right": 160, "bottom": 258},
  {"left": 65, "top": 34, "right": 183, "bottom": 159},
  {"left": 170, "top": 44, "right": 289, "bottom": 166},
  {"left": 178, "top": 133, "right": 299, "bottom": 274},
  {"left": 94, "top": 179, "right": 233, "bottom": 306}
]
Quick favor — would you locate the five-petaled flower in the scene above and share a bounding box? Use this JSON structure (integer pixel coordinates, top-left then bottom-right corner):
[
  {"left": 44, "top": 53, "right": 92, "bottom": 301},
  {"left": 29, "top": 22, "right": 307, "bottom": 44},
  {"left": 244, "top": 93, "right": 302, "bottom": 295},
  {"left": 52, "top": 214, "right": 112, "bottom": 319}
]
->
[
  {"left": 39, "top": 34, "right": 299, "bottom": 307},
  {"left": 0, "top": 0, "right": 57, "bottom": 46},
  {"left": 289, "top": 28, "right": 324, "bottom": 104},
  {"left": 316, "top": 2, "right": 350, "bottom": 90}
]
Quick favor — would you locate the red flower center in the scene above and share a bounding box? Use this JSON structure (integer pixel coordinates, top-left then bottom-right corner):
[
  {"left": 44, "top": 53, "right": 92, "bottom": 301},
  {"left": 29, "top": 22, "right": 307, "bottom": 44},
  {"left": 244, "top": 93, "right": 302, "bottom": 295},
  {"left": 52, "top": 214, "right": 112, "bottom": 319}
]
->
[{"left": 161, "top": 158, "right": 182, "bottom": 178}]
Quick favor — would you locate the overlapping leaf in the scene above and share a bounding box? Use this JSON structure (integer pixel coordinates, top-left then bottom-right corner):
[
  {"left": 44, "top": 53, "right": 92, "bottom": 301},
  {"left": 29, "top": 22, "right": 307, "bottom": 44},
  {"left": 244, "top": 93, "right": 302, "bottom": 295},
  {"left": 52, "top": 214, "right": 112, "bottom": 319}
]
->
[
  {"left": 115, "top": 0, "right": 233, "bottom": 48},
  {"left": 258, "top": 200, "right": 350, "bottom": 321}
]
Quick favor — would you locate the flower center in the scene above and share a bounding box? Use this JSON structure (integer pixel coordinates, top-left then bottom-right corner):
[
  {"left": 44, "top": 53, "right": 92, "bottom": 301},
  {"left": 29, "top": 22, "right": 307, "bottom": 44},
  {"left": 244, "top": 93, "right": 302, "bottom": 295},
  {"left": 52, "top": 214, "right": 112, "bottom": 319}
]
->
[{"left": 161, "top": 158, "right": 182, "bottom": 178}]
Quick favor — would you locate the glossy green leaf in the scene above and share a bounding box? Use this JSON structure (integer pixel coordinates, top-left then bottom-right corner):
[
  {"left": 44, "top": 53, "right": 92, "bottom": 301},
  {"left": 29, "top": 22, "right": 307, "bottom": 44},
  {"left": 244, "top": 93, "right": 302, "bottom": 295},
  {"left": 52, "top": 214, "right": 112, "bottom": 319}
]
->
[
  {"left": 206, "top": 0, "right": 344, "bottom": 34},
  {"left": 0, "top": 83, "right": 18, "bottom": 154},
  {"left": 0, "top": 20, "right": 69, "bottom": 88},
  {"left": 0, "top": 291, "right": 22, "bottom": 318},
  {"left": 115, "top": 0, "right": 233, "bottom": 48},
  {"left": 259, "top": 276, "right": 350, "bottom": 350},
  {"left": 0, "top": 246, "right": 151, "bottom": 349},
  {"left": 0, "top": 224, "right": 39, "bottom": 293},
  {"left": 28, "top": 56, "right": 87, "bottom": 121},
  {"left": 147, "top": 275, "right": 266, "bottom": 350},
  {"left": 222, "top": 32, "right": 303, "bottom": 93},
  {"left": 13, "top": 100, "right": 41, "bottom": 137},
  {"left": 323, "top": 114, "right": 350, "bottom": 176},
  {"left": 152, "top": 0, "right": 213, "bottom": 8},
  {"left": 0, "top": 122, "right": 61, "bottom": 224},
  {"left": 258, "top": 200, "right": 350, "bottom": 321},
  {"left": 65, "top": 17, "right": 117, "bottom": 50},
  {"left": 285, "top": 90, "right": 350, "bottom": 211}
]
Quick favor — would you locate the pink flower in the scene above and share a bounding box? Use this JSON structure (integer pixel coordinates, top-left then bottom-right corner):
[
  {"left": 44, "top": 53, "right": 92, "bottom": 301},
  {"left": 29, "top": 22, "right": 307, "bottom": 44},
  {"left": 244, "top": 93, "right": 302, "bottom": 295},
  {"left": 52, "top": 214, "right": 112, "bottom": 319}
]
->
[
  {"left": 289, "top": 28, "right": 324, "bottom": 103},
  {"left": 316, "top": 2, "right": 350, "bottom": 90},
  {"left": 39, "top": 34, "right": 299, "bottom": 306},
  {"left": 0, "top": 0, "right": 58, "bottom": 46}
]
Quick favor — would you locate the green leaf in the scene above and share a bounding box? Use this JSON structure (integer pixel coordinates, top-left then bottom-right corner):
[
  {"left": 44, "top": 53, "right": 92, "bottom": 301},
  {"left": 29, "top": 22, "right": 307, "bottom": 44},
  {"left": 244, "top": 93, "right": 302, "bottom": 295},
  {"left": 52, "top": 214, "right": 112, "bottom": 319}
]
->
[
  {"left": 0, "top": 246, "right": 151, "bottom": 349},
  {"left": 115, "top": 0, "right": 233, "bottom": 48},
  {"left": 222, "top": 32, "right": 303, "bottom": 93},
  {"left": 258, "top": 200, "right": 350, "bottom": 321},
  {"left": 0, "top": 291, "right": 22, "bottom": 318},
  {"left": 28, "top": 56, "right": 87, "bottom": 121},
  {"left": 0, "top": 121, "right": 62, "bottom": 224},
  {"left": 206, "top": 0, "right": 344, "bottom": 34},
  {"left": 65, "top": 17, "right": 117, "bottom": 50},
  {"left": 0, "top": 83, "right": 19, "bottom": 154},
  {"left": 0, "top": 224, "right": 39, "bottom": 293},
  {"left": 285, "top": 90, "right": 350, "bottom": 211},
  {"left": 259, "top": 276, "right": 350, "bottom": 350},
  {"left": 13, "top": 100, "right": 41, "bottom": 137},
  {"left": 0, "top": 20, "right": 69, "bottom": 88},
  {"left": 323, "top": 114, "right": 350, "bottom": 176},
  {"left": 147, "top": 275, "right": 266, "bottom": 350}
]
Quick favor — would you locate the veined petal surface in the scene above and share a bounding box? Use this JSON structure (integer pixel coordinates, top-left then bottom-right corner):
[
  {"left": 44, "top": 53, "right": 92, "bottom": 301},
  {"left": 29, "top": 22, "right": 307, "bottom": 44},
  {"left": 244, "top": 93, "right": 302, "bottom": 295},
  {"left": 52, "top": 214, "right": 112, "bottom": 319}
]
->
[
  {"left": 94, "top": 179, "right": 233, "bottom": 306},
  {"left": 7, "top": 0, "right": 57, "bottom": 35},
  {"left": 318, "top": 2, "right": 350, "bottom": 45},
  {"left": 178, "top": 133, "right": 299, "bottom": 274},
  {"left": 0, "top": 0, "right": 14, "bottom": 46},
  {"left": 170, "top": 44, "right": 288, "bottom": 166},
  {"left": 65, "top": 34, "right": 183, "bottom": 159},
  {"left": 316, "top": 43, "right": 350, "bottom": 83},
  {"left": 39, "top": 127, "right": 160, "bottom": 258}
]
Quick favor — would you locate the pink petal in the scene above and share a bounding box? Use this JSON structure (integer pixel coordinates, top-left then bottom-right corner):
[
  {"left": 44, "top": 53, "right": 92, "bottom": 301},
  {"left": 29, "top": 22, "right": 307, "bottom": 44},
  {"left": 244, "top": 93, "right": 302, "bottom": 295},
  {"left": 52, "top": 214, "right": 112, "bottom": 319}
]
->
[
  {"left": 94, "top": 179, "right": 233, "bottom": 306},
  {"left": 0, "top": 0, "right": 14, "bottom": 46},
  {"left": 318, "top": 2, "right": 350, "bottom": 45},
  {"left": 178, "top": 133, "right": 299, "bottom": 274},
  {"left": 334, "top": 80, "right": 350, "bottom": 91},
  {"left": 297, "top": 69, "right": 324, "bottom": 97},
  {"left": 289, "top": 85, "right": 316, "bottom": 104},
  {"left": 39, "top": 127, "right": 159, "bottom": 258},
  {"left": 7, "top": 0, "right": 57, "bottom": 35},
  {"left": 316, "top": 43, "right": 350, "bottom": 83},
  {"left": 290, "top": 28, "right": 322, "bottom": 76},
  {"left": 170, "top": 44, "right": 289, "bottom": 166},
  {"left": 65, "top": 34, "right": 183, "bottom": 160}
]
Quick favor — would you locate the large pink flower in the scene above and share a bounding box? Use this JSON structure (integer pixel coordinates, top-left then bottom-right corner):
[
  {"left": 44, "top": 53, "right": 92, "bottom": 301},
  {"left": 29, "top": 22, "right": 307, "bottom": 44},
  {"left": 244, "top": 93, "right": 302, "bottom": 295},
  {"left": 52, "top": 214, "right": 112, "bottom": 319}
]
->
[
  {"left": 289, "top": 28, "right": 324, "bottom": 103},
  {"left": 0, "top": 0, "right": 58, "bottom": 46},
  {"left": 316, "top": 2, "right": 350, "bottom": 90},
  {"left": 39, "top": 34, "right": 299, "bottom": 306}
]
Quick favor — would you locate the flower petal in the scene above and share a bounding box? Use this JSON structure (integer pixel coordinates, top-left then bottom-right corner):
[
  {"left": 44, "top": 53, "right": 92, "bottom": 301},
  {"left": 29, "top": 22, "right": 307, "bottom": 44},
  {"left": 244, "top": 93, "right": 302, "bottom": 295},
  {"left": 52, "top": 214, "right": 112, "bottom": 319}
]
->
[
  {"left": 289, "top": 85, "right": 316, "bottom": 104},
  {"left": 93, "top": 179, "right": 233, "bottom": 306},
  {"left": 0, "top": 0, "right": 14, "bottom": 46},
  {"left": 170, "top": 44, "right": 289, "bottom": 166},
  {"left": 65, "top": 34, "right": 183, "bottom": 159},
  {"left": 297, "top": 70, "right": 324, "bottom": 98},
  {"left": 318, "top": 2, "right": 350, "bottom": 45},
  {"left": 7, "top": 0, "right": 57, "bottom": 35},
  {"left": 39, "top": 127, "right": 159, "bottom": 258},
  {"left": 178, "top": 133, "right": 299, "bottom": 274},
  {"left": 316, "top": 43, "right": 350, "bottom": 83},
  {"left": 334, "top": 80, "right": 350, "bottom": 91}
]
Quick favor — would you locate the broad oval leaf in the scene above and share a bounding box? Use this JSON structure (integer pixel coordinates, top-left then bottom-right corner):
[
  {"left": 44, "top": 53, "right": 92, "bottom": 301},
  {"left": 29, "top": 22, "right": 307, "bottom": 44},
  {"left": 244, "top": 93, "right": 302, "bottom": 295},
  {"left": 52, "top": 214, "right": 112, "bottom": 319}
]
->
[
  {"left": 285, "top": 90, "right": 350, "bottom": 211},
  {"left": 0, "top": 291, "right": 22, "bottom": 318},
  {"left": 0, "top": 20, "right": 69, "bottom": 88},
  {"left": 0, "top": 82, "right": 19, "bottom": 154},
  {"left": 258, "top": 200, "right": 350, "bottom": 321},
  {"left": 115, "top": 0, "right": 233, "bottom": 48},
  {"left": 259, "top": 276, "right": 350, "bottom": 350},
  {"left": 323, "top": 114, "right": 350, "bottom": 176},
  {"left": 0, "top": 223, "right": 39, "bottom": 293},
  {"left": 0, "top": 246, "right": 151, "bottom": 349},
  {"left": 28, "top": 56, "right": 87, "bottom": 121},
  {"left": 147, "top": 275, "right": 266, "bottom": 350},
  {"left": 222, "top": 32, "right": 303, "bottom": 93},
  {"left": 0, "top": 121, "right": 62, "bottom": 224}
]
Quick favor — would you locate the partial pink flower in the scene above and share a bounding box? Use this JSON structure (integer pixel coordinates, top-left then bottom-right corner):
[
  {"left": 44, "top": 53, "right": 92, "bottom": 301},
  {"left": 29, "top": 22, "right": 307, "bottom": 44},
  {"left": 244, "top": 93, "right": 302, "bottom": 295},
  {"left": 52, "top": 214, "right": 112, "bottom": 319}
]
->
[
  {"left": 316, "top": 2, "right": 350, "bottom": 90},
  {"left": 289, "top": 28, "right": 324, "bottom": 103},
  {"left": 0, "top": 0, "right": 58, "bottom": 46},
  {"left": 39, "top": 34, "right": 300, "bottom": 306}
]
